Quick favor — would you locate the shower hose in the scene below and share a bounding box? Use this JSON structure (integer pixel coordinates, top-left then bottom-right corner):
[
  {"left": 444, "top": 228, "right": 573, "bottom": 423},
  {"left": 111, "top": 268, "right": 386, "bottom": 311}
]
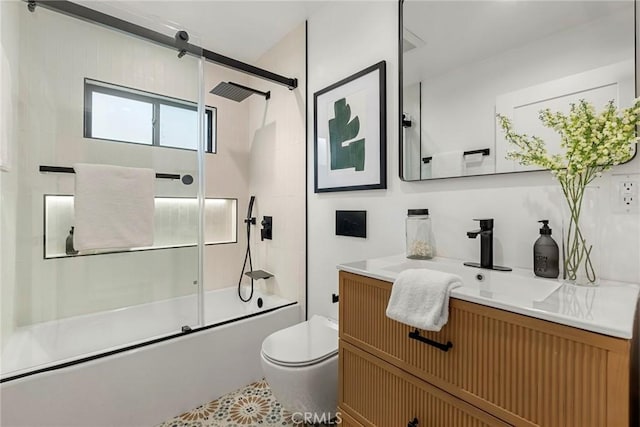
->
[{"left": 237, "top": 197, "right": 255, "bottom": 302}]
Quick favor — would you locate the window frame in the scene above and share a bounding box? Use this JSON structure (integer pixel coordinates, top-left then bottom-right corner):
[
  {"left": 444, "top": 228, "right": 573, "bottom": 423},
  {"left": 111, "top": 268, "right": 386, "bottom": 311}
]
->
[{"left": 83, "top": 78, "right": 216, "bottom": 153}]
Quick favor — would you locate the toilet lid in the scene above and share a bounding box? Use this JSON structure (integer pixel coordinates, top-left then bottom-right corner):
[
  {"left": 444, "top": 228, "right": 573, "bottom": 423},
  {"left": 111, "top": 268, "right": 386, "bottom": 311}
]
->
[{"left": 261, "top": 315, "right": 338, "bottom": 367}]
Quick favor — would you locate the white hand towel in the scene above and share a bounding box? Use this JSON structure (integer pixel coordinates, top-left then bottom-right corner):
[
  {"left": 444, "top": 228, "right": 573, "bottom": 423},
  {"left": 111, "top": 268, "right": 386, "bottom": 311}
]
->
[
  {"left": 386, "top": 268, "right": 462, "bottom": 331},
  {"left": 431, "top": 151, "right": 463, "bottom": 178},
  {"left": 73, "top": 163, "right": 155, "bottom": 251}
]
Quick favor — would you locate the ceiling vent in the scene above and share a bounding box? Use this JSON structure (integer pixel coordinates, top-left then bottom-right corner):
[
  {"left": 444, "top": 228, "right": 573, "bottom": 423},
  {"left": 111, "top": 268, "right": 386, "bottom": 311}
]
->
[{"left": 403, "top": 27, "right": 426, "bottom": 53}]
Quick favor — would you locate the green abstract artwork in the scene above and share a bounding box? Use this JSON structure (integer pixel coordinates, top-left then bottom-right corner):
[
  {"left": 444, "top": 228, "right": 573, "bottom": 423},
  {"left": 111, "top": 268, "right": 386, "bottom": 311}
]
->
[{"left": 328, "top": 98, "right": 365, "bottom": 171}]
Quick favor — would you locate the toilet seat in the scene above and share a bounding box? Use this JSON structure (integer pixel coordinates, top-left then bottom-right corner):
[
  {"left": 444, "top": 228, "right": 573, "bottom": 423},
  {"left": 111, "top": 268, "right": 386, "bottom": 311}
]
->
[{"left": 261, "top": 315, "right": 338, "bottom": 368}]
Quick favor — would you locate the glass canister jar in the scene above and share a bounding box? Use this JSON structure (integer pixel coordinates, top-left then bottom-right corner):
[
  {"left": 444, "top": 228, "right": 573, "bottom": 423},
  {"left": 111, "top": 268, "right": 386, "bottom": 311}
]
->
[{"left": 406, "top": 209, "right": 434, "bottom": 259}]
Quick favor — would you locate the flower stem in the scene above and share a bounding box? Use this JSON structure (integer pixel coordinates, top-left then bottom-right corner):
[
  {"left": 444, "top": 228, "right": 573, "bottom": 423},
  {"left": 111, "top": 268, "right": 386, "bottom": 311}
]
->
[{"left": 562, "top": 178, "right": 596, "bottom": 284}]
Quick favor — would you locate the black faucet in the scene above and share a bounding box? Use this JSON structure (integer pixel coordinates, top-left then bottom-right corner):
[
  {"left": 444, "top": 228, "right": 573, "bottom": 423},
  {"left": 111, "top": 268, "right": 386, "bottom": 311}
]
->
[{"left": 464, "top": 219, "right": 512, "bottom": 271}]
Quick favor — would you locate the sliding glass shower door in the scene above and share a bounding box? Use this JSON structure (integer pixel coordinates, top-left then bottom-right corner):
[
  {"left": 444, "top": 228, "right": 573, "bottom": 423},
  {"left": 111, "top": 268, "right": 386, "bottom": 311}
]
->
[{"left": 0, "top": 1, "right": 205, "bottom": 378}]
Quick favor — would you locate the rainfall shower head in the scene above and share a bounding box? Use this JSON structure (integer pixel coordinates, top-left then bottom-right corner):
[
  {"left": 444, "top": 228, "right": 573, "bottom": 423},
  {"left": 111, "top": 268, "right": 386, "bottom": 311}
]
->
[{"left": 209, "top": 82, "right": 270, "bottom": 102}]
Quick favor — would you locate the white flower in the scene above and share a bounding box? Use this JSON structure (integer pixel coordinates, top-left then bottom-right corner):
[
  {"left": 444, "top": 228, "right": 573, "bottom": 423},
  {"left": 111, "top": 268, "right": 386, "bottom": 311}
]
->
[{"left": 497, "top": 98, "right": 640, "bottom": 188}]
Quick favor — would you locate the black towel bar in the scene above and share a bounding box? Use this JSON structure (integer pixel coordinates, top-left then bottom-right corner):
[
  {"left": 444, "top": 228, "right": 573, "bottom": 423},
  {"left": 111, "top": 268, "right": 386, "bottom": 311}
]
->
[
  {"left": 463, "top": 148, "right": 490, "bottom": 157},
  {"left": 39, "top": 165, "right": 193, "bottom": 185},
  {"left": 423, "top": 149, "right": 489, "bottom": 165}
]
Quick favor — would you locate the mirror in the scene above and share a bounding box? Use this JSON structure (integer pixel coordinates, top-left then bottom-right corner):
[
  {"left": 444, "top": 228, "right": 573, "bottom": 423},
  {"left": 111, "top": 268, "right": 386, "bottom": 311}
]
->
[{"left": 400, "top": 0, "right": 637, "bottom": 181}]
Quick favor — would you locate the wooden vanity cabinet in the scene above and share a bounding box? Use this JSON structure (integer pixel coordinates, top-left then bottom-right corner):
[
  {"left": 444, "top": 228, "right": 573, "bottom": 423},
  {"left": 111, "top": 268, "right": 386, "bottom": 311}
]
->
[
  {"left": 339, "top": 341, "right": 509, "bottom": 427},
  {"left": 338, "top": 271, "right": 638, "bottom": 427}
]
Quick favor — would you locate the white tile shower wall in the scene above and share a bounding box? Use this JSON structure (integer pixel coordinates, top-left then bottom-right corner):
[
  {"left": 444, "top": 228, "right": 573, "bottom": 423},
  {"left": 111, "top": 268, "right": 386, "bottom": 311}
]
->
[
  {"left": 203, "top": 62, "right": 251, "bottom": 292},
  {"left": 0, "top": 0, "right": 21, "bottom": 346},
  {"left": 247, "top": 23, "right": 306, "bottom": 306},
  {"left": 306, "top": 1, "right": 640, "bottom": 321},
  {"left": 7, "top": 6, "right": 250, "bottom": 326}
]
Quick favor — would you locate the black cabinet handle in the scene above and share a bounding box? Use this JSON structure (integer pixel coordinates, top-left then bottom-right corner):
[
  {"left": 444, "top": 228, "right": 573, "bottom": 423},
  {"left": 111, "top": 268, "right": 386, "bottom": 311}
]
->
[
  {"left": 408, "top": 329, "right": 453, "bottom": 352},
  {"left": 407, "top": 417, "right": 419, "bottom": 427}
]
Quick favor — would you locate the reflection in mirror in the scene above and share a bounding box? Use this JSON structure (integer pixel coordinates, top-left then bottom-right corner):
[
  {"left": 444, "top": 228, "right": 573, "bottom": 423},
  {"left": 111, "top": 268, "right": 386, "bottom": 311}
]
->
[
  {"left": 401, "top": 0, "right": 636, "bottom": 181},
  {"left": 403, "top": 82, "right": 421, "bottom": 180}
]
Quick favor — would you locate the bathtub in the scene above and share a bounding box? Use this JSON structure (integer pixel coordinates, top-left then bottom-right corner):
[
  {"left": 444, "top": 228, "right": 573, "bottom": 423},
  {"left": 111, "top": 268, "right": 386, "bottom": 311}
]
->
[{"left": 0, "top": 287, "right": 300, "bottom": 427}]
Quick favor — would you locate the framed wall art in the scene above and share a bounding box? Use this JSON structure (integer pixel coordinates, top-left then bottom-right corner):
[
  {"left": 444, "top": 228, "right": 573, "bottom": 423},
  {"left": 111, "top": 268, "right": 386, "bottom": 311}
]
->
[{"left": 314, "top": 61, "right": 386, "bottom": 192}]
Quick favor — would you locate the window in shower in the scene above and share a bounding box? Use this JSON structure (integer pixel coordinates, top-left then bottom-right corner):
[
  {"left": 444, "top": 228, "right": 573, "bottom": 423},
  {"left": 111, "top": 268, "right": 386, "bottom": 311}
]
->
[{"left": 84, "top": 79, "right": 216, "bottom": 153}]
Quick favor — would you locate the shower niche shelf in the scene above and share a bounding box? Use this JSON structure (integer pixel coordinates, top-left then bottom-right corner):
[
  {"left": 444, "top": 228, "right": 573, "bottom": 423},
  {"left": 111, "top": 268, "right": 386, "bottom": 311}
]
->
[{"left": 44, "top": 195, "right": 238, "bottom": 259}]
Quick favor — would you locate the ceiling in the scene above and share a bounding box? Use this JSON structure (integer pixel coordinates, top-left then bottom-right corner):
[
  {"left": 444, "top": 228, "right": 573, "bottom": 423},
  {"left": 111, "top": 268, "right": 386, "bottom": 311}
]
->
[{"left": 76, "top": 0, "right": 325, "bottom": 62}]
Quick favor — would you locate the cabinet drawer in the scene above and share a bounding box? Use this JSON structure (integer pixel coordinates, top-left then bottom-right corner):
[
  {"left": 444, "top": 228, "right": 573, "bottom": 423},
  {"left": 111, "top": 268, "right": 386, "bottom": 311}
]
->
[
  {"left": 339, "top": 271, "right": 632, "bottom": 427},
  {"left": 340, "top": 341, "right": 509, "bottom": 427}
]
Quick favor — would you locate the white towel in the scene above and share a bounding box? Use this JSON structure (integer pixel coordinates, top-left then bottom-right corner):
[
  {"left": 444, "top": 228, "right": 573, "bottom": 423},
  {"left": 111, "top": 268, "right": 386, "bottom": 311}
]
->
[
  {"left": 463, "top": 152, "right": 484, "bottom": 164},
  {"left": 73, "top": 163, "right": 155, "bottom": 251},
  {"left": 386, "top": 269, "right": 462, "bottom": 331},
  {"left": 431, "top": 151, "right": 463, "bottom": 178},
  {"left": 463, "top": 152, "right": 492, "bottom": 176}
]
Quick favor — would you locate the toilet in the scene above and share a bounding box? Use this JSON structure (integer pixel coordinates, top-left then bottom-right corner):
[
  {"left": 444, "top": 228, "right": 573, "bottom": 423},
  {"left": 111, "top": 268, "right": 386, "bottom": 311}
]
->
[{"left": 260, "top": 315, "right": 339, "bottom": 418}]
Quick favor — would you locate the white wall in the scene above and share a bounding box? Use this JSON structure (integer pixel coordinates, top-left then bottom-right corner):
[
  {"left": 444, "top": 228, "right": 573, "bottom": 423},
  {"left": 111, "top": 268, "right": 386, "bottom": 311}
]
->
[
  {"left": 307, "top": 1, "right": 401, "bottom": 320},
  {"left": 307, "top": 1, "right": 640, "bottom": 321},
  {"left": 247, "top": 23, "right": 306, "bottom": 306}
]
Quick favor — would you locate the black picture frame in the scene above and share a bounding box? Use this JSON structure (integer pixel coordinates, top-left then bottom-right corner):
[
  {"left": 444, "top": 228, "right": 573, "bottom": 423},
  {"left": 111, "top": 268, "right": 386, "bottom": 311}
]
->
[{"left": 314, "top": 61, "right": 387, "bottom": 193}]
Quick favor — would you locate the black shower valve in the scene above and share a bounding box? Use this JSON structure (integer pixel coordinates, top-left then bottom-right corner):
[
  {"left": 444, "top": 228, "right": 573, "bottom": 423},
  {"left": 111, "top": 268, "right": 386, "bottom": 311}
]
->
[{"left": 260, "top": 216, "right": 272, "bottom": 241}]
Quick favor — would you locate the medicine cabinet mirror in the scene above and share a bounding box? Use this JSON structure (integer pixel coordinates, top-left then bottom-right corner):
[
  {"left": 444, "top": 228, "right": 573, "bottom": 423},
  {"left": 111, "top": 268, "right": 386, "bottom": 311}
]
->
[{"left": 399, "top": 0, "right": 637, "bottom": 181}]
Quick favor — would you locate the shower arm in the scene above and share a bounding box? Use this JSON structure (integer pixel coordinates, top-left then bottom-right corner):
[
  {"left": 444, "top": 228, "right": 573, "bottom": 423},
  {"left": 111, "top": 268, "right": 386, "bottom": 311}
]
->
[{"left": 228, "top": 82, "right": 271, "bottom": 100}]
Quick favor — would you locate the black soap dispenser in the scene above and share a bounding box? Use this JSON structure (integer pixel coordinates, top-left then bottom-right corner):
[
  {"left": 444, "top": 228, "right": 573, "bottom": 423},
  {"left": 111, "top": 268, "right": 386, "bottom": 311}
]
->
[
  {"left": 533, "top": 220, "right": 559, "bottom": 278},
  {"left": 66, "top": 226, "right": 78, "bottom": 256}
]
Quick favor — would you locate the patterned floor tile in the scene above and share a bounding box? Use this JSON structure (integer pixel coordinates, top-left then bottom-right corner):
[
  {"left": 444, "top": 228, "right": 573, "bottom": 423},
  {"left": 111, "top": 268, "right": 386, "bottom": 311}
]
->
[{"left": 158, "top": 379, "right": 295, "bottom": 427}]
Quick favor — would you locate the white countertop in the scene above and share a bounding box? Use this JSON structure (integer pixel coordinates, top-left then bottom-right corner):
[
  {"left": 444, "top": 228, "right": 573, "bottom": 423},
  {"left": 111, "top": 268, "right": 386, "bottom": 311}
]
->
[{"left": 337, "top": 254, "right": 640, "bottom": 339}]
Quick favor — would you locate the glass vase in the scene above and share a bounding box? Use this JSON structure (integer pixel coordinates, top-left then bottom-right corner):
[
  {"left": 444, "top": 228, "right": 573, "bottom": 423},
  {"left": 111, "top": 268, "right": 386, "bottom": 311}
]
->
[{"left": 561, "top": 186, "right": 600, "bottom": 286}]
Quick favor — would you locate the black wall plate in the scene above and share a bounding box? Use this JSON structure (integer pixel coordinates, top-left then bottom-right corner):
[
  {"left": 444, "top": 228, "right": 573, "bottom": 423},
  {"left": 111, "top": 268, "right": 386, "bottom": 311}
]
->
[
  {"left": 261, "top": 216, "right": 272, "bottom": 241},
  {"left": 336, "top": 210, "right": 367, "bottom": 238}
]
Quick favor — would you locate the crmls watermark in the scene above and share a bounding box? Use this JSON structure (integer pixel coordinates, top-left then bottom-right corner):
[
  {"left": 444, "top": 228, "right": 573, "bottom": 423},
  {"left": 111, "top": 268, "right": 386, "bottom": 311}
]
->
[{"left": 291, "top": 411, "right": 342, "bottom": 425}]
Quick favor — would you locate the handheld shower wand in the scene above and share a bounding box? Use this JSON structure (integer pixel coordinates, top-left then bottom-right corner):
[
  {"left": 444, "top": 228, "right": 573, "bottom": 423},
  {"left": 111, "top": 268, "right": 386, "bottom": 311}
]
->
[
  {"left": 245, "top": 196, "right": 256, "bottom": 225},
  {"left": 238, "top": 196, "right": 256, "bottom": 302}
]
